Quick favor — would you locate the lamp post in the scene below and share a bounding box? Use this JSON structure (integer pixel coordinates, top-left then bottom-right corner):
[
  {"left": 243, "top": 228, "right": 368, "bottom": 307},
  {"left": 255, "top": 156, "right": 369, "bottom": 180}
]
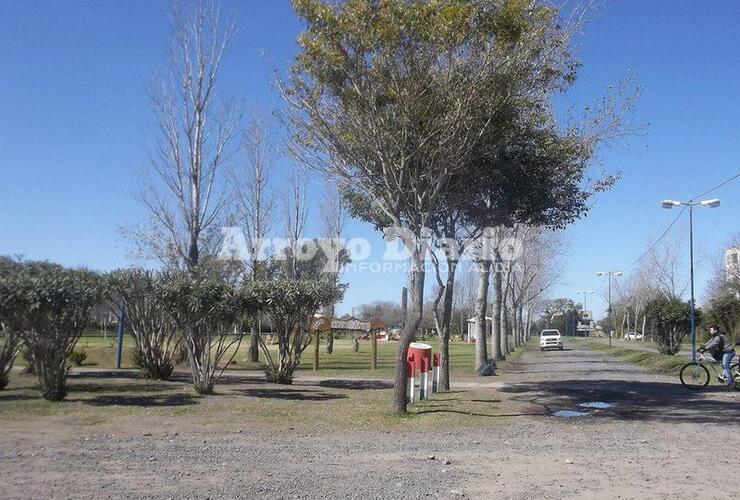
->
[
  {"left": 661, "top": 197, "right": 720, "bottom": 361},
  {"left": 596, "top": 273, "right": 622, "bottom": 347},
  {"left": 577, "top": 290, "right": 594, "bottom": 338}
]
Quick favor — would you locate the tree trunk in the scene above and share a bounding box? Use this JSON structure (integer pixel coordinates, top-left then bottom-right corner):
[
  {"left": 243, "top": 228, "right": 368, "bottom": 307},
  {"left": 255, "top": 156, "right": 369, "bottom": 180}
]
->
[
  {"left": 248, "top": 323, "right": 260, "bottom": 362},
  {"left": 393, "top": 251, "right": 425, "bottom": 415},
  {"left": 437, "top": 260, "right": 456, "bottom": 391},
  {"left": 518, "top": 304, "right": 525, "bottom": 346},
  {"left": 502, "top": 305, "right": 511, "bottom": 355},
  {"left": 492, "top": 251, "right": 504, "bottom": 361},
  {"left": 474, "top": 259, "right": 491, "bottom": 371},
  {"left": 325, "top": 331, "right": 334, "bottom": 354},
  {"left": 525, "top": 306, "right": 532, "bottom": 341}
]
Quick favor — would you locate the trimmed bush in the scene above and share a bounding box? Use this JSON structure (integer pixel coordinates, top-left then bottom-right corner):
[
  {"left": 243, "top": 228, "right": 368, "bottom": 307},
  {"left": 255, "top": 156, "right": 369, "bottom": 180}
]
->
[
  {"left": 0, "top": 260, "right": 102, "bottom": 401},
  {"left": 107, "top": 269, "right": 179, "bottom": 380},
  {"left": 253, "top": 279, "right": 343, "bottom": 384},
  {"left": 156, "top": 272, "right": 257, "bottom": 394}
]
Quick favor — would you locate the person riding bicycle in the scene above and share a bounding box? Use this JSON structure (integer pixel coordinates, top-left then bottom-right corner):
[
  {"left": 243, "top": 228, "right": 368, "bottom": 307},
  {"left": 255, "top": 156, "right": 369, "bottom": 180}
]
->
[{"left": 698, "top": 324, "right": 736, "bottom": 388}]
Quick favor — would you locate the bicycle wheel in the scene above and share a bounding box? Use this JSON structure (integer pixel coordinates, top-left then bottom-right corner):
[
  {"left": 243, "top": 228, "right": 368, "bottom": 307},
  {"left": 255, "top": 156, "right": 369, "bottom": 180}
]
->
[
  {"left": 679, "top": 363, "right": 710, "bottom": 389},
  {"left": 732, "top": 363, "right": 740, "bottom": 384}
]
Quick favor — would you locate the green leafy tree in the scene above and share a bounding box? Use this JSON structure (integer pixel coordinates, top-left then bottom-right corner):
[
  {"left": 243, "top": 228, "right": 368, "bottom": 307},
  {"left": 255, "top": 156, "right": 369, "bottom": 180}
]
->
[
  {"left": 283, "top": 0, "right": 633, "bottom": 412},
  {"left": 704, "top": 288, "right": 740, "bottom": 342},
  {"left": 644, "top": 297, "right": 699, "bottom": 355},
  {"left": 0, "top": 261, "right": 103, "bottom": 401}
]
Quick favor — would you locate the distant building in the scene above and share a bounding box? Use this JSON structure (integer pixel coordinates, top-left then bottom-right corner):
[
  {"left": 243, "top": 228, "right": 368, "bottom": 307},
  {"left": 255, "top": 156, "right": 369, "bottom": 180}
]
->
[{"left": 726, "top": 247, "right": 740, "bottom": 282}]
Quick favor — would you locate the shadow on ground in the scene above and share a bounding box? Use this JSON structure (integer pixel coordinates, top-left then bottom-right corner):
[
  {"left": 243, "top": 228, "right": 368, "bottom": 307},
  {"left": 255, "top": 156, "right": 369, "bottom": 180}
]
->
[
  {"left": 77, "top": 394, "right": 200, "bottom": 407},
  {"left": 241, "top": 388, "right": 347, "bottom": 401},
  {"left": 500, "top": 379, "right": 740, "bottom": 424},
  {"left": 316, "top": 379, "right": 393, "bottom": 390}
]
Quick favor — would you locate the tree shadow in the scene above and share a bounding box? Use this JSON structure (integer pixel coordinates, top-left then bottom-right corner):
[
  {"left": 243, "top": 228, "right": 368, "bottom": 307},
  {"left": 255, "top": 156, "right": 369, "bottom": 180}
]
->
[
  {"left": 77, "top": 394, "right": 199, "bottom": 407},
  {"left": 500, "top": 379, "right": 740, "bottom": 424},
  {"left": 413, "top": 408, "right": 547, "bottom": 418},
  {"left": 316, "top": 379, "right": 393, "bottom": 390},
  {"left": 68, "top": 370, "right": 144, "bottom": 381},
  {"left": 0, "top": 393, "right": 37, "bottom": 402},
  {"left": 240, "top": 388, "right": 347, "bottom": 401},
  {"left": 68, "top": 382, "right": 175, "bottom": 394}
]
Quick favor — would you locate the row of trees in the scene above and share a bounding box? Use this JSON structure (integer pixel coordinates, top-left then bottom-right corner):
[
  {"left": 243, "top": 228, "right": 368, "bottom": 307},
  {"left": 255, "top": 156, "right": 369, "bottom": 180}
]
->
[
  {"left": 119, "top": 1, "right": 635, "bottom": 414},
  {"left": 0, "top": 259, "right": 341, "bottom": 401},
  {"left": 283, "top": 0, "right": 633, "bottom": 412}
]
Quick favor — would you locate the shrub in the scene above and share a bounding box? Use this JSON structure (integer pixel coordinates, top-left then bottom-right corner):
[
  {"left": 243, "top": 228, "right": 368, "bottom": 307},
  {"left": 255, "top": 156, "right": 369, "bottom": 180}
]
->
[
  {"left": 0, "top": 258, "right": 24, "bottom": 389},
  {"left": 107, "top": 269, "right": 179, "bottom": 380},
  {"left": 156, "top": 272, "right": 257, "bottom": 394},
  {"left": 253, "top": 279, "right": 343, "bottom": 384},
  {"left": 0, "top": 260, "right": 103, "bottom": 401},
  {"left": 68, "top": 349, "right": 88, "bottom": 367},
  {"left": 644, "top": 296, "right": 698, "bottom": 355}
]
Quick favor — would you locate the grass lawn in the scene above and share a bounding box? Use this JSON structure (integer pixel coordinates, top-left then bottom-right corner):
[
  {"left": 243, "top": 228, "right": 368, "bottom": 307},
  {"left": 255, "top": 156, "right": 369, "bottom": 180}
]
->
[
  {"left": 577, "top": 338, "right": 690, "bottom": 374},
  {"left": 55, "top": 335, "right": 515, "bottom": 379},
  {"left": 1, "top": 337, "right": 539, "bottom": 431}
]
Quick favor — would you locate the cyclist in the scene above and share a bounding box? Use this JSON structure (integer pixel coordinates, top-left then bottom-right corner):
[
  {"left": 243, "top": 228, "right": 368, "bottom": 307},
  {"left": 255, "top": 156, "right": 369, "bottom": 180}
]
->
[{"left": 698, "top": 324, "right": 736, "bottom": 389}]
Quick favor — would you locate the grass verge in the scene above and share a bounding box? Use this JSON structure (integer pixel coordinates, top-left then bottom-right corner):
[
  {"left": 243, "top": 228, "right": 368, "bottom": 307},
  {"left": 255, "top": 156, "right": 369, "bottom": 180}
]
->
[{"left": 581, "top": 340, "right": 688, "bottom": 374}]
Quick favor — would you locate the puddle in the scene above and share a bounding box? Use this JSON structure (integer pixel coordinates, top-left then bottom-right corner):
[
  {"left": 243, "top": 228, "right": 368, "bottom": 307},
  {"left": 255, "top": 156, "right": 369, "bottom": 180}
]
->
[
  {"left": 552, "top": 410, "right": 591, "bottom": 418},
  {"left": 578, "top": 402, "right": 613, "bottom": 409}
]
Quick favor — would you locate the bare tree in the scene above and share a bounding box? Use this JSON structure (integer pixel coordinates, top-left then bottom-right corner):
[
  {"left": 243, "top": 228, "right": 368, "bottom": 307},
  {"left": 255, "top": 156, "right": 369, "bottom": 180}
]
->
[
  {"left": 232, "top": 112, "right": 275, "bottom": 361},
  {"left": 320, "top": 183, "right": 347, "bottom": 354},
  {"left": 646, "top": 235, "right": 690, "bottom": 300},
  {"left": 282, "top": 167, "right": 309, "bottom": 279},
  {"left": 134, "top": 1, "right": 240, "bottom": 272}
]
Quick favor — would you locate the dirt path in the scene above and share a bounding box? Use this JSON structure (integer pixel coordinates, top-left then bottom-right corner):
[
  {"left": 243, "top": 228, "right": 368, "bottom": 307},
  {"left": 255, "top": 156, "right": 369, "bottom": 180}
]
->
[{"left": 1, "top": 342, "right": 738, "bottom": 499}]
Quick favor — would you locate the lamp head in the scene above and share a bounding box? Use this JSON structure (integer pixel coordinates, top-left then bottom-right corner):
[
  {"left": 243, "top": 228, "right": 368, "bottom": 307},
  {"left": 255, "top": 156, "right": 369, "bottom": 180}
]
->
[
  {"left": 700, "top": 198, "right": 720, "bottom": 208},
  {"left": 661, "top": 199, "right": 681, "bottom": 209}
]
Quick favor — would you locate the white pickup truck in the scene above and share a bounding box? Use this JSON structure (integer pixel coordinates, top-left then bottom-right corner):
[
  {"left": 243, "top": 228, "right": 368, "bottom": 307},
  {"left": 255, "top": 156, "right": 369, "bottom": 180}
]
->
[{"left": 540, "top": 329, "right": 563, "bottom": 351}]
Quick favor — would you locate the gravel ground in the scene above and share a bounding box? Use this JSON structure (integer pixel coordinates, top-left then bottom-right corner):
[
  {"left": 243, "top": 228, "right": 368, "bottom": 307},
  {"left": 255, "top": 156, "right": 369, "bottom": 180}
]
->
[{"left": 1, "top": 343, "right": 738, "bottom": 499}]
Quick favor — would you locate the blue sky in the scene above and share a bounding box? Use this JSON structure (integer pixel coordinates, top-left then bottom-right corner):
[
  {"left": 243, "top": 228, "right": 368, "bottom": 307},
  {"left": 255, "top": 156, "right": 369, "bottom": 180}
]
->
[{"left": 0, "top": 0, "right": 738, "bottom": 319}]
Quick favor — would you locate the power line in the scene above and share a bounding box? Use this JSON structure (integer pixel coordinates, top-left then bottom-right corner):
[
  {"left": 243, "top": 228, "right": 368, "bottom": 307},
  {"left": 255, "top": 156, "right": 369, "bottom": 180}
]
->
[
  {"left": 615, "top": 171, "right": 738, "bottom": 273},
  {"left": 691, "top": 171, "right": 740, "bottom": 200},
  {"left": 620, "top": 205, "right": 687, "bottom": 272}
]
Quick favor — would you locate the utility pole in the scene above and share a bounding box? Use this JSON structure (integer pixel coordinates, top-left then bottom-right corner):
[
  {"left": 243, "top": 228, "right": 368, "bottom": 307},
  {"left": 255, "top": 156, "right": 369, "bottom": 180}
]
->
[{"left": 597, "top": 273, "right": 622, "bottom": 347}]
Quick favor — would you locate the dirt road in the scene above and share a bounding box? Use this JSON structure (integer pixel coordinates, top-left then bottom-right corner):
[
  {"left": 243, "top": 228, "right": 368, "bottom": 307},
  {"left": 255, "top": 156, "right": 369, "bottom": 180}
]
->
[{"left": 1, "top": 342, "right": 738, "bottom": 499}]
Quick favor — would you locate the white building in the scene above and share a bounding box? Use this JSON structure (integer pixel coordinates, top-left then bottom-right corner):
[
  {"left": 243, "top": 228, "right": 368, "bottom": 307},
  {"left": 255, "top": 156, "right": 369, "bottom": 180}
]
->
[
  {"left": 466, "top": 316, "right": 492, "bottom": 343},
  {"left": 726, "top": 247, "right": 740, "bottom": 282}
]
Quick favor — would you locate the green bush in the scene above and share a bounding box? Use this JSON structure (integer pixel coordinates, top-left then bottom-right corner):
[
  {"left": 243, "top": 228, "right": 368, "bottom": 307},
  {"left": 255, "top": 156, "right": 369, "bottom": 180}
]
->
[
  {"left": 0, "top": 260, "right": 103, "bottom": 401},
  {"left": 68, "top": 349, "right": 88, "bottom": 366},
  {"left": 644, "top": 296, "right": 700, "bottom": 355},
  {"left": 107, "top": 269, "right": 179, "bottom": 380}
]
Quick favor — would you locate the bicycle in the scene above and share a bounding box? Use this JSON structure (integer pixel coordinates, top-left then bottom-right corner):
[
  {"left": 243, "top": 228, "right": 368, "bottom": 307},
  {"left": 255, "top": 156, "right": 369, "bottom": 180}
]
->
[{"left": 679, "top": 350, "right": 739, "bottom": 390}]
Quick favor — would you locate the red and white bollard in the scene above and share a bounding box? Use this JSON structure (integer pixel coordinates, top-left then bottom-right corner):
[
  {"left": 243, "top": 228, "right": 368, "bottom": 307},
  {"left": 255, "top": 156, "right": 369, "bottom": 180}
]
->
[
  {"left": 432, "top": 353, "right": 440, "bottom": 393},
  {"left": 406, "top": 355, "right": 415, "bottom": 404},
  {"left": 419, "top": 357, "right": 429, "bottom": 400}
]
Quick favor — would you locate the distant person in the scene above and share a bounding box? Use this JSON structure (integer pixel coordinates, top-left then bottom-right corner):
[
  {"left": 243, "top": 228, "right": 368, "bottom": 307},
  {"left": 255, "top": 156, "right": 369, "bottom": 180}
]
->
[{"left": 699, "top": 325, "right": 736, "bottom": 389}]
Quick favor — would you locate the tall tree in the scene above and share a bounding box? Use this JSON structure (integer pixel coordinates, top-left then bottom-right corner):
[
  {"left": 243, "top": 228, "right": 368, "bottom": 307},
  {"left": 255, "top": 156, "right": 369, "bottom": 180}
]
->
[
  {"left": 232, "top": 113, "right": 275, "bottom": 362},
  {"left": 320, "top": 183, "right": 348, "bottom": 354},
  {"left": 283, "top": 0, "right": 632, "bottom": 413},
  {"left": 134, "top": 1, "right": 240, "bottom": 272}
]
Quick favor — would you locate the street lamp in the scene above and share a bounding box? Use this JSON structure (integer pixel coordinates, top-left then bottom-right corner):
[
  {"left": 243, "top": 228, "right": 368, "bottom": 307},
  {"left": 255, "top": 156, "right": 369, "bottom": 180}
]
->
[
  {"left": 577, "top": 290, "right": 594, "bottom": 338},
  {"left": 661, "top": 197, "right": 721, "bottom": 361},
  {"left": 596, "top": 272, "right": 623, "bottom": 347}
]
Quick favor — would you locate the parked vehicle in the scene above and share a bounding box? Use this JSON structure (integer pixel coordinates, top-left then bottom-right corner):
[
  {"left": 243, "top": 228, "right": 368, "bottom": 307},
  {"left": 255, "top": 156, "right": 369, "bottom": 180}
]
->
[
  {"left": 625, "top": 332, "right": 644, "bottom": 341},
  {"left": 540, "top": 329, "right": 563, "bottom": 351}
]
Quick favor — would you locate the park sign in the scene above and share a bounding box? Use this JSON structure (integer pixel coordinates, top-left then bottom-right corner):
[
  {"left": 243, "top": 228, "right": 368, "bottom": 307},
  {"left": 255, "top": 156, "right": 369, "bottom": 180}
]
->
[{"left": 312, "top": 315, "right": 385, "bottom": 332}]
